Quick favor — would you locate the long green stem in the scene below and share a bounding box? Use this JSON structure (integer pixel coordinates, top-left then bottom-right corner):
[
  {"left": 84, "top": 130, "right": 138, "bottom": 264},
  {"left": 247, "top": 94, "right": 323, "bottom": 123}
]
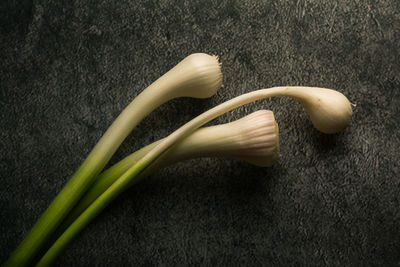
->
[
  {"left": 44, "top": 142, "right": 160, "bottom": 250},
  {"left": 5, "top": 53, "right": 222, "bottom": 267},
  {"left": 37, "top": 86, "right": 352, "bottom": 266}
]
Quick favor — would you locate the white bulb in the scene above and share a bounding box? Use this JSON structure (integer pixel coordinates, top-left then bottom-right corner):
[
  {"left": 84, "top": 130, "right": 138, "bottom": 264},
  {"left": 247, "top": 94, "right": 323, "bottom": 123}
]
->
[
  {"left": 169, "top": 110, "right": 280, "bottom": 167},
  {"left": 284, "top": 87, "right": 353, "bottom": 134},
  {"left": 156, "top": 53, "right": 223, "bottom": 99}
]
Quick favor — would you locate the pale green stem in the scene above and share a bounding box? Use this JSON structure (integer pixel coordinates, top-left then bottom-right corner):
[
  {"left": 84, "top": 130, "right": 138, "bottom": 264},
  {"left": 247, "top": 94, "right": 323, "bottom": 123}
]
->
[{"left": 36, "top": 86, "right": 352, "bottom": 266}]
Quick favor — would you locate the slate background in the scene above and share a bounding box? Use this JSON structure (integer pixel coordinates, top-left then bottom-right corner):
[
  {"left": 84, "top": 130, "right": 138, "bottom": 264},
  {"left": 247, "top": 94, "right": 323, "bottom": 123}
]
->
[{"left": 1, "top": 0, "right": 399, "bottom": 266}]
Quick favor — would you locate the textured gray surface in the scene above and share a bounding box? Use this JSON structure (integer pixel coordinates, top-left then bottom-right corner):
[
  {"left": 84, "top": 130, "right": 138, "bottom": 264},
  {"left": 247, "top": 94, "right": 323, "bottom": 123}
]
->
[{"left": 1, "top": 0, "right": 400, "bottom": 266}]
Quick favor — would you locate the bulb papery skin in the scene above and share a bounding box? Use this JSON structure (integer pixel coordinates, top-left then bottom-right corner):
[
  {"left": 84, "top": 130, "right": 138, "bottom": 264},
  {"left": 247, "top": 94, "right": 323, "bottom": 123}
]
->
[
  {"left": 168, "top": 110, "right": 280, "bottom": 167},
  {"left": 154, "top": 53, "right": 223, "bottom": 100},
  {"left": 284, "top": 87, "right": 353, "bottom": 134}
]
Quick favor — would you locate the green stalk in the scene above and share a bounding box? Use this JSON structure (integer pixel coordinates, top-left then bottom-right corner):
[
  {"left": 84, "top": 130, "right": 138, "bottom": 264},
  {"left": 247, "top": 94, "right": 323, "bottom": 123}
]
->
[
  {"left": 36, "top": 86, "right": 352, "bottom": 266},
  {"left": 5, "top": 53, "right": 222, "bottom": 267},
  {"left": 50, "top": 142, "right": 160, "bottom": 241}
]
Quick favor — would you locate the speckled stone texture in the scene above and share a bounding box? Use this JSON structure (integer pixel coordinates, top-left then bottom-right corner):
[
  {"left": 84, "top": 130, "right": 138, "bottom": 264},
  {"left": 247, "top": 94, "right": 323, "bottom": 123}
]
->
[{"left": 1, "top": 0, "right": 399, "bottom": 266}]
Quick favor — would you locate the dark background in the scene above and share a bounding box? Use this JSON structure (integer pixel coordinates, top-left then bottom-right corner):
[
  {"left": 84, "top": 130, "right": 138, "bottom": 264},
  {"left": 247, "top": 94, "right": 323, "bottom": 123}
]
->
[{"left": 1, "top": 0, "right": 399, "bottom": 266}]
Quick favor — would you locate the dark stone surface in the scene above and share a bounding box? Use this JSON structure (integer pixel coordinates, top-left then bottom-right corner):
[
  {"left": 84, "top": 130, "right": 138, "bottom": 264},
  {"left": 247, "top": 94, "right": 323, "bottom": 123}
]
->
[{"left": 1, "top": 0, "right": 399, "bottom": 266}]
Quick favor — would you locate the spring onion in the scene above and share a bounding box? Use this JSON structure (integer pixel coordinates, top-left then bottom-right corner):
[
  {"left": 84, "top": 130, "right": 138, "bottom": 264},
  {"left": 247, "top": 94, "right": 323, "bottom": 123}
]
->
[{"left": 37, "top": 86, "right": 352, "bottom": 265}]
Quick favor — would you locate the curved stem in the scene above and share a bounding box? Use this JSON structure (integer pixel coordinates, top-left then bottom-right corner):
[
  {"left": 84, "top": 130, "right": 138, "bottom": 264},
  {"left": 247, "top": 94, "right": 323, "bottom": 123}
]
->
[{"left": 36, "top": 86, "right": 333, "bottom": 266}]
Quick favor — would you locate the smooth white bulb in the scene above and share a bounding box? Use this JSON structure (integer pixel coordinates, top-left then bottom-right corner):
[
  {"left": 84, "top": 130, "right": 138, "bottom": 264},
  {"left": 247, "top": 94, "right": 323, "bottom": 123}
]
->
[{"left": 286, "top": 87, "right": 353, "bottom": 134}]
